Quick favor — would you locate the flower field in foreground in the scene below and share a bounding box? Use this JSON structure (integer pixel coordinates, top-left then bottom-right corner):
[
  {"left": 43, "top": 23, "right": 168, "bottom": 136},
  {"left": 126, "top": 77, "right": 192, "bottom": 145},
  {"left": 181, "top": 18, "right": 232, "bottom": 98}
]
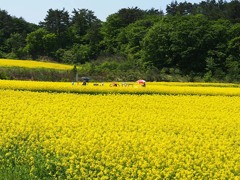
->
[
  {"left": 0, "top": 89, "right": 240, "bottom": 179},
  {"left": 0, "top": 59, "right": 73, "bottom": 70}
]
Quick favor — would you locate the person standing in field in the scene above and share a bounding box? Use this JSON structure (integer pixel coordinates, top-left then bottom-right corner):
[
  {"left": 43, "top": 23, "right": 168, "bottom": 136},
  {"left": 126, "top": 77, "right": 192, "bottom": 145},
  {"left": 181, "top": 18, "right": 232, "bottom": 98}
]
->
[{"left": 82, "top": 80, "right": 87, "bottom": 86}]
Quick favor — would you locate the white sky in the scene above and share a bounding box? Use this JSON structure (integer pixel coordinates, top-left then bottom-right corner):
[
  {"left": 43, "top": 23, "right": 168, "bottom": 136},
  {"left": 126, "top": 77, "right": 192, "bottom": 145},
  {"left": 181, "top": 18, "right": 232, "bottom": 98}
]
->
[{"left": 1, "top": 0, "right": 210, "bottom": 24}]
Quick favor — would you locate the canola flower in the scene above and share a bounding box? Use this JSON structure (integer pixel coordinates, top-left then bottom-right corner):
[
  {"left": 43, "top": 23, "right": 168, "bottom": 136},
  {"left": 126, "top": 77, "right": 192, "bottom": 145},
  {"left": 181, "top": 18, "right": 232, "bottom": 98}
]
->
[
  {"left": 150, "top": 81, "right": 240, "bottom": 88},
  {"left": 0, "top": 59, "right": 73, "bottom": 70},
  {"left": 0, "top": 89, "right": 239, "bottom": 179},
  {"left": 1, "top": 79, "right": 240, "bottom": 96}
]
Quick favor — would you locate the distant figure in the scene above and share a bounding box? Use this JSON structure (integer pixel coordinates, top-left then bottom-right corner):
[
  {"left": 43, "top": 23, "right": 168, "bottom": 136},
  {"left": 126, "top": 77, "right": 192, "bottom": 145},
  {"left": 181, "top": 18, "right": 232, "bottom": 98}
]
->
[
  {"left": 142, "top": 82, "right": 146, "bottom": 87},
  {"left": 110, "top": 82, "right": 119, "bottom": 87},
  {"left": 82, "top": 81, "right": 87, "bottom": 86},
  {"left": 122, "top": 82, "right": 127, "bottom": 87},
  {"left": 101, "top": 82, "right": 104, "bottom": 86},
  {"left": 72, "top": 82, "right": 74, "bottom": 85}
]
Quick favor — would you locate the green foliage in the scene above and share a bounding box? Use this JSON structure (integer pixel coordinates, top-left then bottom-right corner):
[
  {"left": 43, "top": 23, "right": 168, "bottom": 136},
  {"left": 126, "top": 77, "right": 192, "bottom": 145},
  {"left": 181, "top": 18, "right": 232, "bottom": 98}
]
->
[
  {"left": 42, "top": 33, "right": 58, "bottom": 56},
  {"left": 101, "top": 7, "right": 149, "bottom": 54},
  {"left": 142, "top": 20, "right": 173, "bottom": 69},
  {"left": 0, "top": 10, "right": 37, "bottom": 46},
  {"left": 67, "top": 8, "right": 103, "bottom": 59},
  {"left": 204, "top": 71, "right": 213, "bottom": 82},
  {"left": 118, "top": 16, "right": 162, "bottom": 61},
  {"left": 226, "top": 55, "right": 240, "bottom": 82},
  {"left": 228, "top": 36, "right": 240, "bottom": 58},
  {"left": 71, "top": 9, "right": 100, "bottom": 41},
  {"left": 227, "top": 0, "right": 240, "bottom": 23},
  {"left": 40, "top": 8, "right": 70, "bottom": 35},
  {"left": 0, "top": 69, "right": 8, "bottom": 79},
  {"left": 56, "top": 44, "right": 93, "bottom": 64},
  {"left": 166, "top": 0, "right": 240, "bottom": 22},
  {"left": 0, "top": 67, "right": 71, "bottom": 81},
  {"left": 78, "top": 56, "right": 147, "bottom": 81},
  {"left": 228, "top": 23, "right": 240, "bottom": 38},
  {"left": 25, "top": 28, "right": 49, "bottom": 58},
  {"left": 1, "top": 2, "right": 240, "bottom": 82}
]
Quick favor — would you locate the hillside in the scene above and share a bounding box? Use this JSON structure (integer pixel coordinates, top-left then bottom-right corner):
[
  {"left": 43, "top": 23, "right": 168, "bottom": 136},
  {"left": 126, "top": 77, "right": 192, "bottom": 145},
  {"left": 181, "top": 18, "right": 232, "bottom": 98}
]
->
[
  {"left": 0, "top": 59, "right": 75, "bottom": 81},
  {"left": 0, "top": 59, "right": 73, "bottom": 70}
]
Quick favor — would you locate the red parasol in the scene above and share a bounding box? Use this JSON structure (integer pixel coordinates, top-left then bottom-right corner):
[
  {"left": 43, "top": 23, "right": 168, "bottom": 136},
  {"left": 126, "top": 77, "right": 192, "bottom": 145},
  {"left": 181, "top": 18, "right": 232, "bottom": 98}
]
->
[{"left": 137, "top": 79, "right": 146, "bottom": 84}]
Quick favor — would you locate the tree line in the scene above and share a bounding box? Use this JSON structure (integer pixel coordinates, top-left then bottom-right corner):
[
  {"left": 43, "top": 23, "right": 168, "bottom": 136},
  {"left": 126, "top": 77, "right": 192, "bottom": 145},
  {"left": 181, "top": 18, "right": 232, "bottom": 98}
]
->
[{"left": 1, "top": 0, "right": 240, "bottom": 82}]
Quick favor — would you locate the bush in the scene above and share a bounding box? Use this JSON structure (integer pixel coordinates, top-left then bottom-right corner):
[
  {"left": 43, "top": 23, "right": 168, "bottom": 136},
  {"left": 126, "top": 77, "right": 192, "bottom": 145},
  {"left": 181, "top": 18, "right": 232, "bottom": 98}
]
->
[
  {"left": 0, "top": 67, "right": 71, "bottom": 81},
  {"left": 0, "top": 70, "right": 8, "bottom": 79}
]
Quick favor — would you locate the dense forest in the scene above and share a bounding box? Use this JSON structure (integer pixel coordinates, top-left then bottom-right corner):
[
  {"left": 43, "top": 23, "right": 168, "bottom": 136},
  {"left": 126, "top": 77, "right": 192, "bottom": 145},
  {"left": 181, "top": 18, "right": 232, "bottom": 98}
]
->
[{"left": 1, "top": 0, "right": 240, "bottom": 82}]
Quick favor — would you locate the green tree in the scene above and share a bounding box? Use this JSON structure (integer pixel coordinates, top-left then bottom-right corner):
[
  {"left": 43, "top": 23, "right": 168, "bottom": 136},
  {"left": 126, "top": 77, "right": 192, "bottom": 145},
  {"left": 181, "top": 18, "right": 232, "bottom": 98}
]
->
[
  {"left": 101, "top": 7, "right": 146, "bottom": 53},
  {"left": 25, "top": 28, "right": 48, "bottom": 58},
  {"left": 42, "top": 33, "right": 58, "bottom": 57},
  {"left": 166, "top": 1, "right": 179, "bottom": 15},
  {"left": 226, "top": 0, "right": 240, "bottom": 23},
  {"left": 204, "top": 19, "right": 231, "bottom": 79},
  {"left": 69, "top": 9, "right": 102, "bottom": 58},
  {"left": 101, "top": 14, "right": 121, "bottom": 53},
  {"left": 142, "top": 19, "right": 173, "bottom": 69},
  {"left": 228, "top": 23, "right": 240, "bottom": 39},
  {"left": 40, "top": 8, "right": 70, "bottom": 49},
  {"left": 70, "top": 9, "right": 100, "bottom": 42},
  {"left": 226, "top": 56, "right": 240, "bottom": 82},
  {"left": 228, "top": 36, "right": 240, "bottom": 58},
  {"left": 57, "top": 44, "right": 92, "bottom": 64},
  {"left": 40, "top": 8, "right": 69, "bottom": 35},
  {"left": 84, "top": 21, "right": 103, "bottom": 58},
  {"left": 142, "top": 15, "right": 213, "bottom": 73},
  {"left": 5, "top": 33, "right": 26, "bottom": 58},
  {"left": 118, "top": 16, "right": 162, "bottom": 61},
  {"left": 0, "top": 9, "right": 36, "bottom": 55}
]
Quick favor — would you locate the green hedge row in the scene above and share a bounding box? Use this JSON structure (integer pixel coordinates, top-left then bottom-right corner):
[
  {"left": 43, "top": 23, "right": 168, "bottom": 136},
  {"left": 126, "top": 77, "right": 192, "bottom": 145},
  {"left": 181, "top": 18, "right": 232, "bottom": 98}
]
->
[{"left": 0, "top": 67, "right": 74, "bottom": 82}]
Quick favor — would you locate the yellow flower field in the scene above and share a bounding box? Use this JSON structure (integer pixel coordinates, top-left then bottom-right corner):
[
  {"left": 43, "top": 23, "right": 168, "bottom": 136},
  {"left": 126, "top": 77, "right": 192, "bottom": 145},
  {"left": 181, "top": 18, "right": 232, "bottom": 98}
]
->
[
  {"left": 0, "top": 59, "right": 73, "bottom": 70},
  {"left": 0, "top": 88, "right": 239, "bottom": 179},
  {"left": 1, "top": 79, "right": 240, "bottom": 96}
]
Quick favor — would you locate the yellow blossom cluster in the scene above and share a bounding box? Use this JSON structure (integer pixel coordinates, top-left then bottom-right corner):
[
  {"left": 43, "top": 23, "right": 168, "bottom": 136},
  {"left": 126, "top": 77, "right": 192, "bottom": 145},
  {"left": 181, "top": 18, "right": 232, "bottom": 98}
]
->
[
  {"left": 0, "top": 89, "right": 239, "bottom": 179},
  {"left": 1, "top": 79, "right": 240, "bottom": 96},
  {"left": 0, "top": 59, "right": 73, "bottom": 70}
]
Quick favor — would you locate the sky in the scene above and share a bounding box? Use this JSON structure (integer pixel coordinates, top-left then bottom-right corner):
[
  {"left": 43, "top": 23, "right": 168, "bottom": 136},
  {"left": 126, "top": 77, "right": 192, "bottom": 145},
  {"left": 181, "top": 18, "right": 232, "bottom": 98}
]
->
[{"left": 1, "top": 0, "right": 204, "bottom": 24}]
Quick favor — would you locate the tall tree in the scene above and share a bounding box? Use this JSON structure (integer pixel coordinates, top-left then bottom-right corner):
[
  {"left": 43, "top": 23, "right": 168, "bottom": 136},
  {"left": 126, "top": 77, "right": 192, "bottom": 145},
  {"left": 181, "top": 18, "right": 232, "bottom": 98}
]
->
[
  {"left": 205, "top": 19, "right": 231, "bottom": 79},
  {"left": 25, "top": 28, "right": 58, "bottom": 59},
  {"left": 142, "top": 15, "right": 214, "bottom": 73},
  {"left": 71, "top": 9, "right": 100, "bottom": 39},
  {"left": 40, "top": 8, "right": 69, "bottom": 35},
  {"left": 5, "top": 33, "right": 25, "bottom": 58},
  {"left": 0, "top": 9, "right": 36, "bottom": 49},
  {"left": 118, "top": 16, "right": 162, "bottom": 60},
  {"left": 226, "top": 0, "right": 240, "bottom": 23},
  {"left": 0, "top": 9, "right": 37, "bottom": 59},
  {"left": 142, "top": 19, "right": 174, "bottom": 69},
  {"left": 101, "top": 7, "right": 146, "bottom": 53},
  {"left": 40, "top": 8, "right": 70, "bottom": 49},
  {"left": 166, "top": 1, "right": 179, "bottom": 15},
  {"left": 69, "top": 9, "right": 102, "bottom": 60}
]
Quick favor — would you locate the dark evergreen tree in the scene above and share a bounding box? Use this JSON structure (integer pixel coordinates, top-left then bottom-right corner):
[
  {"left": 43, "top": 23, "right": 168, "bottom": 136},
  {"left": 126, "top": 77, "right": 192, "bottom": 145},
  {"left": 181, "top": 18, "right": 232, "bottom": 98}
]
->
[
  {"left": 0, "top": 9, "right": 37, "bottom": 58},
  {"left": 70, "top": 9, "right": 100, "bottom": 40},
  {"left": 226, "top": 0, "right": 240, "bottom": 23},
  {"left": 166, "top": 1, "right": 179, "bottom": 15},
  {"left": 40, "top": 8, "right": 69, "bottom": 35},
  {"left": 40, "top": 8, "right": 70, "bottom": 49},
  {"left": 101, "top": 7, "right": 146, "bottom": 54}
]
